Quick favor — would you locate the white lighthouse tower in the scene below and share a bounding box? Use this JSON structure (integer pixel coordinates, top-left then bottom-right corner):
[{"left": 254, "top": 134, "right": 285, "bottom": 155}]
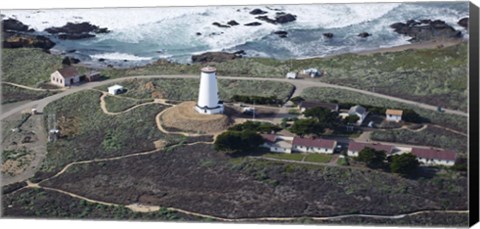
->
[{"left": 195, "top": 66, "right": 224, "bottom": 114}]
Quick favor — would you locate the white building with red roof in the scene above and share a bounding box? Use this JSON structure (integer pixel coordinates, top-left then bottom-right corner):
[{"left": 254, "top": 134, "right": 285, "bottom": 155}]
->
[
  {"left": 292, "top": 137, "right": 337, "bottom": 154},
  {"left": 260, "top": 134, "right": 337, "bottom": 154},
  {"left": 411, "top": 148, "right": 456, "bottom": 166},
  {"left": 347, "top": 141, "right": 395, "bottom": 157}
]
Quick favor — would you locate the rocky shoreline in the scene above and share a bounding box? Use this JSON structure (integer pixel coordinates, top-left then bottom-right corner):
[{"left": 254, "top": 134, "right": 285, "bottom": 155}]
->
[{"left": 1, "top": 14, "right": 469, "bottom": 68}]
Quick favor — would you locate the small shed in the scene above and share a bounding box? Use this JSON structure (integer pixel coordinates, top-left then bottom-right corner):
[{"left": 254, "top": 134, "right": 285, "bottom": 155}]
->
[
  {"left": 386, "top": 109, "right": 403, "bottom": 122},
  {"left": 85, "top": 71, "right": 101, "bottom": 82},
  {"left": 286, "top": 72, "right": 297, "bottom": 79},
  {"left": 108, "top": 85, "right": 124, "bottom": 95}
]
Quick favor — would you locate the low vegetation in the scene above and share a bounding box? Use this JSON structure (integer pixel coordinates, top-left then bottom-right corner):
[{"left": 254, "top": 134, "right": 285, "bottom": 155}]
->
[
  {"left": 371, "top": 126, "right": 467, "bottom": 153},
  {"left": 96, "top": 78, "right": 294, "bottom": 104},
  {"left": 37, "top": 90, "right": 194, "bottom": 178},
  {"left": 303, "top": 154, "right": 332, "bottom": 163},
  {"left": 214, "top": 130, "right": 264, "bottom": 154},
  {"left": 228, "top": 121, "right": 282, "bottom": 133},
  {"left": 301, "top": 87, "right": 467, "bottom": 132},
  {"left": 1, "top": 84, "right": 57, "bottom": 104},
  {"left": 103, "top": 95, "right": 153, "bottom": 113},
  {"left": 1, "top": 48, "right": 63, "bottom": 87},
  {"left": 2, "top": 188, "right": 201, "bottom": 221},
  {"left": 263, "top": 153, "right": 304, "bottom": 161}
]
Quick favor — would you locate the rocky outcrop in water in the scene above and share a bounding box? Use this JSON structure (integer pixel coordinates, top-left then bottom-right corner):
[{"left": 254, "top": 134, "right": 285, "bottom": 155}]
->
[
  {"left": 458, "top": 17, "right": 468, "bottom": 29},
  {"left": 358, "top": 32, "right": 371, "bottom": 38},
  {"left": 275, "top": 13, "right": 296, "bottom": 24},
  {"left": 227, "top": 20, "right": 239, "bottom": 26},
  {"left": 212, "top": 22, "right": 230, "bottom": 28},
  {"left": 45, "top": 22, "right": 109, "bottom": 40},
  {"left": 250, "top": 9, "right": 267, "bottom": 15},
  {"left": 2, "top": 18, "right": 33, "bottom": 32},
  {"left": 191, "top": 51, "right": 244, "bottom": 63},
  {"left": 390, "top": 19, "right": 462, "bottom": 42},
  {"left": 323, "top": 33, "right": 334, "bottom": 39},
  {"left": 244, "top": 22, "right": 262, "bottom": 26},
  {"left": 2, "top": 32, "right": 55, "bottom": 50},
  {"left": 255, "top": 13, "right": 297, "bottom": 25},
  {"left": 273, "top": 31, "right": 288, "bottom": 38}
]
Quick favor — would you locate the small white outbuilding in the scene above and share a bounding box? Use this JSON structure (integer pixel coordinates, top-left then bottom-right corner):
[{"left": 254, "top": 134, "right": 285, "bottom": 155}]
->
[
  {"left": 108, "top": 85, "right": 124, "bottom": 95},
  {"left": 286, "top": 72, "right": 297, "bottom": 79}
]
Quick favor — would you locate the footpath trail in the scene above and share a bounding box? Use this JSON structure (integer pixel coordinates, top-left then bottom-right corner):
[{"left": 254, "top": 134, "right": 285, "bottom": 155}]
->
[{"left": 2, "top": 82, "right": 66, "bottom": 92}]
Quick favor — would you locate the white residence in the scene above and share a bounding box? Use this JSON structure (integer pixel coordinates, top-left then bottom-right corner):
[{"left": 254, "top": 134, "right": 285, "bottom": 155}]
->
[
  {"left": 286, "top": 72, "right": 297, "bottom": 79},
  {"left": 50, "top": 66, "right": 81, "bottom": 87},
  {"left": 292, "top": 137, "right": 337, "bottom": 154},
  {"left": 411, "top": 148, "right": 456, "bottom": 166}
]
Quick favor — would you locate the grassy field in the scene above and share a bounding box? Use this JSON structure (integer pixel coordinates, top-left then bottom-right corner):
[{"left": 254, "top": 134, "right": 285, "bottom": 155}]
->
[
  {"left": 1, "top": 48, "right": 64, "bottom": 87},
  {"left": 263, "top": 153, "right": 304, "bottom": 161},
  {"left": 301, "top": 87, "right": 467, "bottom": 133},
  {"left": 1, "top": 84, "right": 57, "bottom": 104},
  {"left": 103, "top": 95, "right": 154, "bottom": 113},
  {"left": 96, "top": 78, "right": 294, "bottom": 103},
  {"left": 303, "top": 154, "right": 333, "bottom": 163},
  {"left": 371, "top": 126, "right": 468, "bottom": 153},
  {"left": 37, "top": 90, "right": 187, "bottom": 177}
]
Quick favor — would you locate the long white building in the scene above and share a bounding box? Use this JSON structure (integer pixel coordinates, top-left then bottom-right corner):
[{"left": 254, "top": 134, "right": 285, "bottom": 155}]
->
[{"left": 195, "top": 67, "right": 224, "bottom": 114}]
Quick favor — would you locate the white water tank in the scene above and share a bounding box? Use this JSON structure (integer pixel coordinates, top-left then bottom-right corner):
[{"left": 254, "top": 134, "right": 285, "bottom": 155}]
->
[{"left": 195, "top": 67, "right": 224, "bottom": 114}]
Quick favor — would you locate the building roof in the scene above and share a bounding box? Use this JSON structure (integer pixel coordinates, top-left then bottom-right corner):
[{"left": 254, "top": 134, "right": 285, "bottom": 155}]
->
[
  {"left": 201, "top": 66, "right": 216, "bottom": 73},
  {"left": 108, "top": 84, "right": 124, "bottom": 90},
  {"left": 299, "top": 101, "right": 338, "bottom": 111},
  {"left": 56, "top": 66, "right": 79, "bottom": 79},
  {"left": 411, "top": 148, "right": 456, "bottom": 161},
  {"left": 386, "top": 109, "right": 403, "bottom": 116},
  {"left": 292, "top": 137, "right": 337, "bottom": 149},
  {"left": 261, "top": 134, "right": 277, "bottom": 143},
  {"left": 349, "top": 105, "right": 367, "bottom": 116},
  {"left": 348, "top": 141, "right": 394, "bottom": 154}
]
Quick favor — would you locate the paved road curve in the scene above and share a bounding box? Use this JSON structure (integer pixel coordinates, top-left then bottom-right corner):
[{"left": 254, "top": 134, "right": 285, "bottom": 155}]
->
[{"left": 1, "top": 75, "right": 468, "bottom": 120}]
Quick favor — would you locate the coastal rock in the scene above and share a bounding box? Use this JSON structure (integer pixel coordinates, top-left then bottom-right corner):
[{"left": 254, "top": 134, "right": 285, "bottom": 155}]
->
[
  {"left": 62, "top": 56, "right": 81, "bottom": 65},
  {"left": 2, "top": 18, "right": 33, "bottom": 32},
  {"left": 212, "top": 22, "right": 230, "bottom": 28},
  {"left": 275, "top": 13, "right": 297, "bottom": 24},
  {"left": 191, "top": 51, "right": 243, "bottom": 63},
  {"left": 227, "top": 20, "right": 239, "bottom": 26},
  {"left": 323, "top": 33, "right": 334, "bottom": 38},
  {"left": 45, "top": 22, "right": 109, "bottom": 40},
  {"left": 255, "top": 16, "right": 277, "bottom": 24},
  {"left": 458, "top": 17, "right": 468, "bottom": 29},
  {"left": 196, "top": 32, "right": 202, "bottom": 36},
  {"left": 2, "top": 32, "right": 55, "bottom": 50},
  {"left": 390, "top": 19, "right": 461, "bottom": 42},
  {"left": 250, "top": 9, "right": 267, "bottom": 15},
  {"left": 358, "top": 32, "right": 371, "bottom": 38},
  {"left": 244, "top": 22, "right": 262, "bottom": 26},
  {"left": 273, "top": 31, "right": 288, "bottom": 38}
]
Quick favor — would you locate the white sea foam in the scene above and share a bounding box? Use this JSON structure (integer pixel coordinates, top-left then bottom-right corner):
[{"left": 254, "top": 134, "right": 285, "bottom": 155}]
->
[{"left": 90, "top": 52, "right": 152, "bottom": 61}]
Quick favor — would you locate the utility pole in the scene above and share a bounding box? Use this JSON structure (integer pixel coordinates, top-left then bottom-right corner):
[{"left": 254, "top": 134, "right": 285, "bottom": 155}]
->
[{"left": 253, "top": 99, "right": 256, "bottom": 121}]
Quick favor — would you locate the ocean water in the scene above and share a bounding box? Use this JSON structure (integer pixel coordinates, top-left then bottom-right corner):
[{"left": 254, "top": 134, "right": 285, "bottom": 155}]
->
[{"left": 2, "top": 2, "right": 469, "bottom": 67}]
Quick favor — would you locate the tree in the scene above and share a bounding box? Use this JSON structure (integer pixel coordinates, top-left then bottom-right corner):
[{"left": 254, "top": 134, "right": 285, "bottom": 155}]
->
[
  {"left": 343, "top": 115, "right": 360, "bottom": 125},
  {"left": 451, "top": 156, "right": 467, "bottom": 172},
  {"left": 289, "top": 118, "right": 324, "bottom": 136},
  {"left": 390, "top": 153, "right": 419, "bottom": 177},
  {"left": 228, "top": 121, "right": 281, "bottom": 133},
  {"left": 402, "top": 109, "right": 428, "bottom": 123},
  {"left": 290, "top": 96, "right": 305, "bottom": 105},
  {"left": 356, "top": 147, "right": 387, "bottom": 169},
  {"left": 303, "top": 107, "right": 337, "bottom": 126},
  {"left": 214, "top": 130, "right": 264, "bottom": 154}
]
